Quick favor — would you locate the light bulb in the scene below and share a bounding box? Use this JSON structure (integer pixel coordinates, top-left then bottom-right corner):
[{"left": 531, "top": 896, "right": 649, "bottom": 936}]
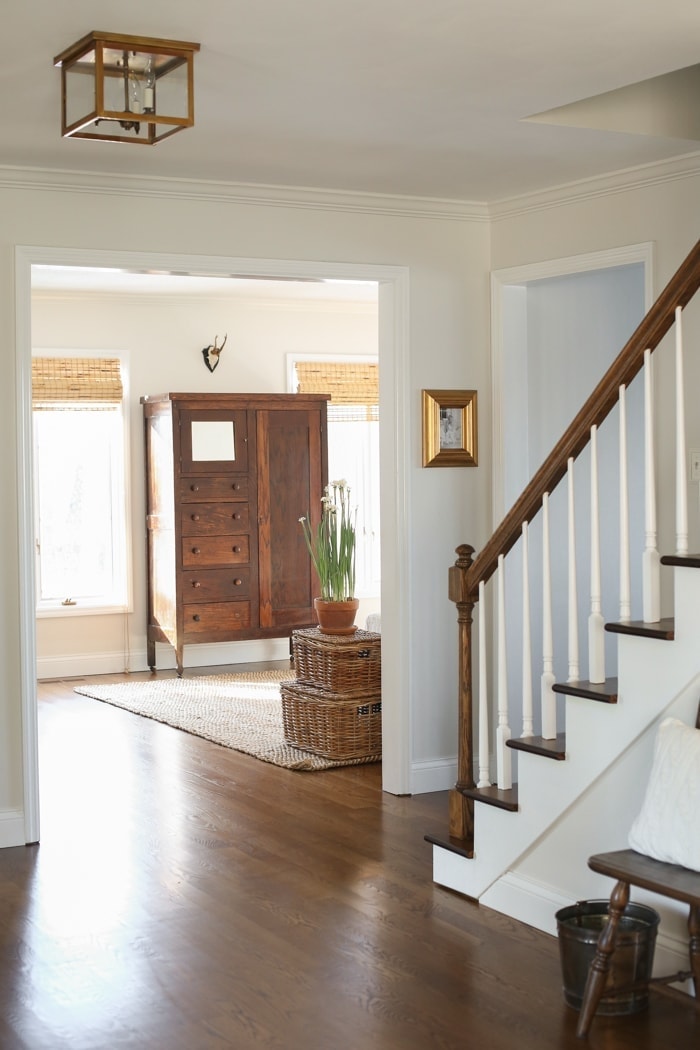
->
[{"left": 143, "top": 57, "right": 155, "bottom": 113}]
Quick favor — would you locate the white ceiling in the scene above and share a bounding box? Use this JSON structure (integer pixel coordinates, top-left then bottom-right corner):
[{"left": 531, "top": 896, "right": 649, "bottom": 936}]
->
[{"left": 5, "top": 1, "right": 700, "bottom": 203}]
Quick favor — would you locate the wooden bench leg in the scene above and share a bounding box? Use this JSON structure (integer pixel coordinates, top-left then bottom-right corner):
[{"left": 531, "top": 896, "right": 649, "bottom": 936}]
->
[
  {"left": 576, "top": 879, "right": 630, "bottom": 1038},
  {"left": 689, "top": 904, "right": 700, "bottom": 998}
]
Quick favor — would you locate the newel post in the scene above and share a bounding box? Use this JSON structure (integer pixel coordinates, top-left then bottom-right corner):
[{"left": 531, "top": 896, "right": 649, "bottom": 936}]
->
[{"left": 448, "top": 544, "right": 476, "bottom": 850}]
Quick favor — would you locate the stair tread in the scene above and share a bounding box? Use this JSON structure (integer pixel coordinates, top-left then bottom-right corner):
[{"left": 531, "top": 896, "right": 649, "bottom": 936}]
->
[
  {"left": 605, "top": 616, "right": 674, "bottom": 640},
  {"left": 423, "top": 832, "right": 474, "bottom": 859},
  {"left": 460, "top": 783, "right": 519, "bottom": 811},
  {"left": 507, "top": 733, "right": 566, "bottom": 760},
  {"left": 552, "top": 677, "right": 619, "bottom": 702}
]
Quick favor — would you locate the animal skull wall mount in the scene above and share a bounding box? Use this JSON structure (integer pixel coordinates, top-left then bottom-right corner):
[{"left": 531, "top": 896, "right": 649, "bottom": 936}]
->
[{"left": 201, "top": 334, "right": 227, "bottom": 373}]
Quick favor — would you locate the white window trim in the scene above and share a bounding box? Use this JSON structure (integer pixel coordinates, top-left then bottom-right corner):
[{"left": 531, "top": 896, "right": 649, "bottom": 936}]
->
[{"left": 32, "top": 348, "right": 133, "bottom": 618}]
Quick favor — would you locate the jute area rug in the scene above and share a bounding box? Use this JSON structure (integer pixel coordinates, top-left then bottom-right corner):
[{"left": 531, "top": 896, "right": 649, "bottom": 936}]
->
[{"left": 74, "top": 670, "right": 380, "bottom": 771}]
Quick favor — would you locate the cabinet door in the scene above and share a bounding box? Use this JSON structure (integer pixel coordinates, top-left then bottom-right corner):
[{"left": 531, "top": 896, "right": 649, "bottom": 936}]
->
[
  {"left": 179, "top": 409, "right": 249, "bottom": 474},
  {"left": 257, "top": 407, "right": 326, "bottom": 629}
]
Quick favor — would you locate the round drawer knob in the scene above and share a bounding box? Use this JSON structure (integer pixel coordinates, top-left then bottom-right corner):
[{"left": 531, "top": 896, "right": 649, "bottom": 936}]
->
[
  {"left": 192, "top": 547, "right": 200, "bottom": 555},
  {"left": 192, "top": 581, "right": 201, "bottom": 588},
  {"left": 234, "top": 578, "right": 242, "bottom": 586},
  {"left": 193, "top": 614, "right": 201, "bottom": 622},
  {"left": 190, "top": 484, "right": 199, "bottom": 492},
  {"left": 232, "top": 483, "right": 240, "bottom": 491},
  {"left": 233, "top": 545, "right": 241, "bottom": 553},
  {"left": 233, "top": 512, "right": 241, "bottom": 520},
  {"left": 191, "top": 514, "right": 200, "bottom": 521}
]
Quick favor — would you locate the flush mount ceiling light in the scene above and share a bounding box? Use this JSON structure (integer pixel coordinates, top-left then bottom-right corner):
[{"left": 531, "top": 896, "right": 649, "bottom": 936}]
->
[{"left": 54, "top": 31, "right": 200, "bottom": 145}]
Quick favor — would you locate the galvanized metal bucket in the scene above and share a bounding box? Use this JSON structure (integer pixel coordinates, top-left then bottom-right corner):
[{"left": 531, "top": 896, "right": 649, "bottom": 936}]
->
[{"left": 556, "top": 899, "right": 660, "bottom": 1015}]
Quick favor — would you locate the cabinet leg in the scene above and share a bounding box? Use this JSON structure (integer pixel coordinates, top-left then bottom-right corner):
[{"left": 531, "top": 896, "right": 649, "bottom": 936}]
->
[
  {"left": 576, "top": 879, "right": 630, "bottom": 1038},
  {"left": 176, "top": 644, "right": 184, "bottom": 679},
  {"left": 147, "top": 638, "right": 156, "bottom": 673}
]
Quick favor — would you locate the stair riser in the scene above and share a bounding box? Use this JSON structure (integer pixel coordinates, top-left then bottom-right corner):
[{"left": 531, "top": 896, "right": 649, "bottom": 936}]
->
[{"left": 432, "top": 564, "right": 700, "bottom": 905}]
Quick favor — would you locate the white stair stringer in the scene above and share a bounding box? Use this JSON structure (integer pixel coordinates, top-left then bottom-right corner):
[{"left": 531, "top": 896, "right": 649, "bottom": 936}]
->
[{"left": 432, "top": 565, "right": 700, "bottom": 903}]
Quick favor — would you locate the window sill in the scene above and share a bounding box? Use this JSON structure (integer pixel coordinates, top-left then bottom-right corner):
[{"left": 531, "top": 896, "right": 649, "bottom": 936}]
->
[{"left": 36, "top": 603, "right": 130, "bottom": 619}]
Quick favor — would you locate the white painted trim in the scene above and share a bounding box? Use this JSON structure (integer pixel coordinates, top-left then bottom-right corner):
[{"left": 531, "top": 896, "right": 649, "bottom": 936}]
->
[
  {"left": 3, "top": 150, "right": 700, "bottom": 224},
  {"left": 410, "top": 758, "right": 457, "bottom": 795},
  {"left": 489, "top": 150, "right": 700, "bottom": 220},
  {"left": 15, "top": 250, "right": 39, "bottom": 846},
  {"left": 480, "top": 871, "right": 572, "bottom": 936},
  {"left": 378, "top": 273, "right": 412, "bottom": 795},
  {"left": 36, "top": 639, "right": 293, "bottom": 681},
  {"left": 479, "top": 870, "right": 693, "bottom": 989},
  {"left": 490, "top": 241, "right": 654, "bottom": 525},
  {"left": 0, "top": 810, "right": 27, "bottom": 848},
  {"left": 0, "top": 165, "right": 488, "bottom": 223},
  {"left": 16, "top": 246, "right": 412, "bottom": 846}
]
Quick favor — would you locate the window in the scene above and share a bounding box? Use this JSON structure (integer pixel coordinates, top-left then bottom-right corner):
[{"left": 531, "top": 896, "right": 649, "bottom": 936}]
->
[
  {"left": 32, "top": 357, "right": 129, "bottom": 613},
  {"left": 291, "top": 357, "right": 380, "bottom": 598}
]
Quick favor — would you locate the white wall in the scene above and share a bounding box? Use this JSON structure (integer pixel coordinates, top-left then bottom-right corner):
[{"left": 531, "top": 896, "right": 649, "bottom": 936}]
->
[
  {"left": 1, "top": 171, "right": 491, "bottom": 842},
  {"left": 32, "top": 290, "right": 379, "bottom": 675}
]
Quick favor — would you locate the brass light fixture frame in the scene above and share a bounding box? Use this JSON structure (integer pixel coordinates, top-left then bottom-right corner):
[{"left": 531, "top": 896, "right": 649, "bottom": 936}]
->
[{"left": 54, "top": 31, "right": 200, "bottom": 145}]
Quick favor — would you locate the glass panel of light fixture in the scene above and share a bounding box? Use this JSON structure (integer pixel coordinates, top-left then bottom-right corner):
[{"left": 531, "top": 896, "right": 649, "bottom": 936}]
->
[{"left": 64, "top": 48, "right": 97, "bottom": 130}]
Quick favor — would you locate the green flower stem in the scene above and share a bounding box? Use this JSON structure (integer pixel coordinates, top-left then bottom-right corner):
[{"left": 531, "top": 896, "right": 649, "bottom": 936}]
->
[{"left": 299, "top": 480, "right": 357, "bottom": 602}]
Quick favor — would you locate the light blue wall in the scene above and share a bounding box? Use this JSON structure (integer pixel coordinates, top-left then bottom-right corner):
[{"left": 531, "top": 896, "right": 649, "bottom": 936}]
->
[{"left": 503, "top": 263, "right": 645, "bottom": 730}]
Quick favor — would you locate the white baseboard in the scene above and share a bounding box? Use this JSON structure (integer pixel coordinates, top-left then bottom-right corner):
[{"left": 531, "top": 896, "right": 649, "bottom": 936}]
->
[
  {"left": 480, "top": 871, "right": 572, "bottom": 936},
  {"left": 37, "top": 638, "right": 291, "bottom": 680},
  {"left": 410, "top": 757, "right": 457, "bottom": 794},
  {"left": 479, "top": 870, "right": 693, "bottom": 990},
  {"left": 0, "top": 809, "right": 26, "bottom": 847}
]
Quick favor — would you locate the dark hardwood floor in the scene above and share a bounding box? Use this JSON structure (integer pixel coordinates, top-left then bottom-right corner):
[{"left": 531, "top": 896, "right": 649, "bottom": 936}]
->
[{"left": 0, "top": 666, "right": 696, "bottom": 1048}]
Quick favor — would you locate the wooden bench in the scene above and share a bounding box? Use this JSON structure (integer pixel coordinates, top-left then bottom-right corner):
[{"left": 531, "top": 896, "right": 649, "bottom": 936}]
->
[
  {"left": 577, "top": 702, "right": 700, "bottom": 1037},
  {"left": 576, "top": 848, "right": 700, "bottom": 1036}
]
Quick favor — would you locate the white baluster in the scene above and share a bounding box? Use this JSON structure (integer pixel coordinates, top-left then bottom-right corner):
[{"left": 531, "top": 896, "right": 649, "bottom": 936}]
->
[
  {"left": 521, "top": 521, "right": 533, "bottom": 737},
  {"left": 619, "top": 384, "right": 631, "bottom": 622},
  {"left": 496, "top": 554, "right": 512, "bottom": 790},
  {"left": 541, "top": 492, "right": 556, "bottom": 739},
  {"left": 675, "top": 305, "right": 689, "bottom": 556},
  {"left": 642, "top": 348, "right": 661, "bottom": 622},
  {"left": 477, "top": 579, "right": 491, "bottom": 788},
  {"left": 567, "top": 458, "right": 580, "bottom": 682},
  {"left": 588, "top": 425, "right": 605, "bottom": 682}
]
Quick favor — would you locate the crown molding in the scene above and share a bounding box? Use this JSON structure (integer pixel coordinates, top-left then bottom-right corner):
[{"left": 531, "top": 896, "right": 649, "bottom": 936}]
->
[
  {"left": 4, "top": 150, "right": 699, "bottom": 227},
  {"left": 488, "top": 150, "right": 700, "bottom": 221},
  {"left": 0, "top": 164, "right": 488, "bottom": 223}
]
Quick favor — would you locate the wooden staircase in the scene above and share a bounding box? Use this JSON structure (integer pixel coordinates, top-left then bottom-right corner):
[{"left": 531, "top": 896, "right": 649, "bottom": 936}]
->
[{"left": 427, "top": 241, "right": 700, "bottom": 939}]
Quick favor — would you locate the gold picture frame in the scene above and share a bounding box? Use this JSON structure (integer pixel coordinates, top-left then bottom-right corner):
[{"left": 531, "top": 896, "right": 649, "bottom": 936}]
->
[{"left": 422, "top": 389, "right": 478, "bottom": 467}]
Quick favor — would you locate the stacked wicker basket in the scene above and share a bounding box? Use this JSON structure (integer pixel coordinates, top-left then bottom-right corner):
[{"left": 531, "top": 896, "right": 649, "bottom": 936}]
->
[{"left": 281, "top": 627, "right": 382, "bottom": 760}]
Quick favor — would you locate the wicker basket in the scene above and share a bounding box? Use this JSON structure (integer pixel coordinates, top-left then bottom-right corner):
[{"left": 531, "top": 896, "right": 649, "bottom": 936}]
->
[
  {"left": 292, "top": 627, "right": 381, "bottom": 696},
  {"left": 281, "top": 681, "right": 382, "bottom": 760}
]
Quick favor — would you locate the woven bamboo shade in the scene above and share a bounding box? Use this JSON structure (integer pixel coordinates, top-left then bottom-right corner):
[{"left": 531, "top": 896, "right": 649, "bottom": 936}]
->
[
  {"left": 32, "top": 358, "right": 123, "bottom": 410},
  {"left": 294, "top": 361, "right": 378, "bottom": 422}
]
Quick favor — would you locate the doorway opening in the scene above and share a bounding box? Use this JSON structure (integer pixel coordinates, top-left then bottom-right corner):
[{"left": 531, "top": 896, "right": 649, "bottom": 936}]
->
[
  {"left": 16, "top": 248, "right": 412, "bottom": 844},
  {"left": 492, "top": 244, "right": 652, "bottom": 731}
]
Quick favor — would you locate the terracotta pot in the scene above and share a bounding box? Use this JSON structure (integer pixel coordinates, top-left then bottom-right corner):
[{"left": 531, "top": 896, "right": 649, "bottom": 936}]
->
[{"left": 314, "top": 597, "right": 360, "bottom": 636}]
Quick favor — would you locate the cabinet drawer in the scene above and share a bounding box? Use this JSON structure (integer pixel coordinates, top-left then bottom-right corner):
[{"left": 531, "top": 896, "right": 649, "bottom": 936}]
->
[
  {"left": 183, "top": 601, "right": 251, "bottom": 636},
  {"left": 181, "top": 503, "right": 250, "bottom": 535},
  {"left": 182, "top": 536, "right": 250, "bottom": 568},
  {"left": 179, "top": 476, "right": 249, "bottom": 502},
  {"left": 180, "top": 568, "right": 251, "bottom": 602}
]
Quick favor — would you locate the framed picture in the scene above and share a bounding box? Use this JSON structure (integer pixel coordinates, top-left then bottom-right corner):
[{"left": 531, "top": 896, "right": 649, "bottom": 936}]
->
[{"left": 422, "top": 389, "right": 478, "bottom": 467}]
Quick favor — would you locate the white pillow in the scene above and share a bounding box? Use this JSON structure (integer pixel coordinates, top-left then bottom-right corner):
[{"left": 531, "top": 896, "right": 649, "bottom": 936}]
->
[{"left": 628, "top": 716, "right": 700, "bottom": 872}]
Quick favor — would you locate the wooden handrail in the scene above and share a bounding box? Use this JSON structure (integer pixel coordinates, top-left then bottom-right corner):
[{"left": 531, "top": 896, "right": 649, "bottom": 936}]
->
[
  {"left": 445, "top": 236, "right": 700, "bottom": 846},
  {"left": 466, "top": 237, "right": 700, "bottom": 600}
]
